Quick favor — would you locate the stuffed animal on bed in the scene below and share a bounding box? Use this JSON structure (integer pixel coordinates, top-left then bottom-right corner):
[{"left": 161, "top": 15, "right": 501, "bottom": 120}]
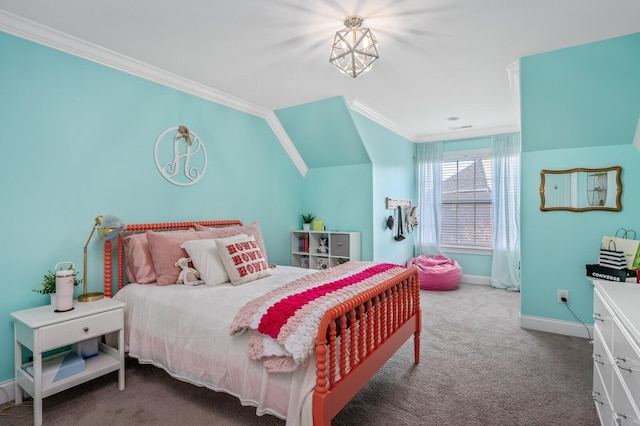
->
[{"left": 175, "top": 257, "right": 205, "bottom": 286}]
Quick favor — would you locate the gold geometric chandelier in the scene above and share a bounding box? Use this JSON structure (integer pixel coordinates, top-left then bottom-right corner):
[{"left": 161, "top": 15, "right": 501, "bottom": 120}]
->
[{"left": 329, "top": 16, "right": 379, "bottom": 78}]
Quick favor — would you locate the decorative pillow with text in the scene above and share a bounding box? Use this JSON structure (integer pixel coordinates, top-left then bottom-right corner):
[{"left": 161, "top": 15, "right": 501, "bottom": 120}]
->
[{"left": 215, "top": 234, "right": 271, "bottom": 285}]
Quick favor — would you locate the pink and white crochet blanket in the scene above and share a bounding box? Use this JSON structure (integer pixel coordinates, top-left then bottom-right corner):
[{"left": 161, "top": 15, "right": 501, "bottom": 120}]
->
[{"left": 229, "top": 261, "right": 405, "bottom": 373}]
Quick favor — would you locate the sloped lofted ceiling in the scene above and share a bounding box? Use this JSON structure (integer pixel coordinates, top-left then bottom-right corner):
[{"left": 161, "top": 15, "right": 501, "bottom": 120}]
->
[
  {"left": 0, "top": 0, "right": 639, "bottom": 145},
  {"left": 275, "top": 97, "right": 371, "bottom": 169}
]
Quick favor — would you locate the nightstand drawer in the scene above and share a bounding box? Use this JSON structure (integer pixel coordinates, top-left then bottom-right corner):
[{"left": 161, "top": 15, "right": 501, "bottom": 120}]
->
[{"left": 39, "top": 309, "right": 123, "bottom": 350}]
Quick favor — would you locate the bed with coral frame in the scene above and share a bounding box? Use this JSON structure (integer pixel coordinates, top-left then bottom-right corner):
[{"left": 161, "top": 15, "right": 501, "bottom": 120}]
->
[{"left": 101, "top": 219, "right": 421, "bottom": 425}]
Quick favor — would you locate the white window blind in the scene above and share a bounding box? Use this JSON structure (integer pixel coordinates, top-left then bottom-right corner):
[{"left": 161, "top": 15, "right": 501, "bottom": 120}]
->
[{"left": 441, "top": 157, "right": 493, "bottom": 249}]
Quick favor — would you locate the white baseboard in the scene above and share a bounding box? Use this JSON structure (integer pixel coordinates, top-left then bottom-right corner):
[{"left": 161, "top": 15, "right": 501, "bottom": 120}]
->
[
  {"left": 461, "top": 274, "right": 492, "bottom": 286},
  {"left": 520, "top": 314, "right": 593, "bottom": 339},
  {"left": 0, "top": 379, "right": 15, "bottom": 405}
]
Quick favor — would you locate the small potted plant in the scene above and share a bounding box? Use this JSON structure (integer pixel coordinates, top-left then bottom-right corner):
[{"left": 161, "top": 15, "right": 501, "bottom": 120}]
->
[
  {"left": 301, "top": 213, "right": 315, "bottom": 231},
  {"left": 34, "top": 266, "right": 82, "bottom": 306}
]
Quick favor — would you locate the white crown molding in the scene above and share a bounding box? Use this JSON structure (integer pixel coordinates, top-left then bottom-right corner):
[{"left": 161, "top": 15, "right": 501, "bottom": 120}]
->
[
  {"left": 507, "top": 59, "right": 521, "bottom": 127},
  {"left": 346, "top": 98, "right": 416, "bottom": 142},
  {"left": 264, "top": 111, "right": 308, "bottom": 176},
  {"left": 0, "top": 10, "right": 308, "bottom": 175}
]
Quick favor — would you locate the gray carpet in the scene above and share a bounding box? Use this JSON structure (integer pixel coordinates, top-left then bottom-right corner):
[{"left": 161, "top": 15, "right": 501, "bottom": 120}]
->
[{"left": 1, "top": 283, "right": 598, "bottom": 425}]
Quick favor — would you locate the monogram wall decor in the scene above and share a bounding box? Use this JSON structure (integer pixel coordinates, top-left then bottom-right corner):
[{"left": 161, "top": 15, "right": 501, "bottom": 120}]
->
[{"left": 154, "top": 125, "right": 207, "bottom": 186}]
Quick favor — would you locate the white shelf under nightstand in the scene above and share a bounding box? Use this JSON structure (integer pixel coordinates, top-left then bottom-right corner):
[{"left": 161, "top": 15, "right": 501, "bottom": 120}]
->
[{"left": 12, "top": 297, "right": 125, "bottom": 426}]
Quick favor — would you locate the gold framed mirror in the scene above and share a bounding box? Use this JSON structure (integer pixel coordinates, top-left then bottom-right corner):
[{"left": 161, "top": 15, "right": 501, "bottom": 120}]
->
[{"left": 540, "top": 166, "right": 622, "bottom": 212}]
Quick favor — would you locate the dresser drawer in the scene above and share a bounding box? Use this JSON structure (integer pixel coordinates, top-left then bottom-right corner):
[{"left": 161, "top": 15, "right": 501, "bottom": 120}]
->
[
  {"left": 594, "top": 327, "right": 614, "bottom": 400},
  {"left": 612, "top": 367, "right": 640, "bottom": 425},
  {"left": 594, "top": 288, "right": 615, "bottom": 350},
  {"left": 39, "top": 309, "right": 123, "bottom": 351},
  {"left": 593, "top": 361, "right": 613, "bottom": 426},
  {"left": 613, "top": 316, "right": 640, "bottom": 413}
]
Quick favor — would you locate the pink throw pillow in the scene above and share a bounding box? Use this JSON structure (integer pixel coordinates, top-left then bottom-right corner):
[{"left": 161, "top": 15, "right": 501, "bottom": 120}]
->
[
  {"left": 146, "top": 229, "right": 198, "bottom": 285},
  {"left": 195, "top": 222, "right": 269, "bottom": 264},
  {"left": 122, "top": 233, "right": 156, "bottom": 284}
]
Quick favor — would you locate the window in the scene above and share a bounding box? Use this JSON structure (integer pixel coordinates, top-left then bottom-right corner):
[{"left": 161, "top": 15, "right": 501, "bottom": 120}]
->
[{"left": 441, "top": 154, "right": 493, "bottom": 249}]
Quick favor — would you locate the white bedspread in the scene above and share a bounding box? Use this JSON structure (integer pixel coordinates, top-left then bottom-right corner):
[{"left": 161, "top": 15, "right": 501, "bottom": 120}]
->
[{"left": 113, "top": 266, "right": 316, "bottom": 425}]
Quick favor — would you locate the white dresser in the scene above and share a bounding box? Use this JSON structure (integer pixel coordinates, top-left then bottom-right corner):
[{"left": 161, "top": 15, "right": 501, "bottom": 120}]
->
[{"left": 592, "top": 279, "right": 640, "bottom": 425}]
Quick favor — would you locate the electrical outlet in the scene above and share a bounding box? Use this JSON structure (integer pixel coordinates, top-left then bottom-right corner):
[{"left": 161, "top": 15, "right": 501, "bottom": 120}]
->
[{"left": 558, "top": 290, "right": 569, "bottom": 304}]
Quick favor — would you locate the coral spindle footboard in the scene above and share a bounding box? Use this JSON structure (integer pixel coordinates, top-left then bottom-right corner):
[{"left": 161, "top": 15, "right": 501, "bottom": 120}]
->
[{"left": 313, "top": 266, "right": 421, "bottom": 425}]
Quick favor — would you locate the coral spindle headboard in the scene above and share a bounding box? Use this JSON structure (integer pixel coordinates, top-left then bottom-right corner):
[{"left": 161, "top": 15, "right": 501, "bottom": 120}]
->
[{"left": 102, "top": 219, "right": 243, "bottom": 297}]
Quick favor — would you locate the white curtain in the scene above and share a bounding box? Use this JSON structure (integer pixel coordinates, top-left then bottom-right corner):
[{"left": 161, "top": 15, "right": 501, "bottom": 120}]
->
[
  {"left": 491, "top": 133, "right": 521, "bottom": 291},
  {"left": 415, "top": 142, "right": 443, "bottom": 256}
]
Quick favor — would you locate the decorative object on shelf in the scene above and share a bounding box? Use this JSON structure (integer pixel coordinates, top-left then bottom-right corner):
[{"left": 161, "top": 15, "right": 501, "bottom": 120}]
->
[
  {"left": 312, "top": 220, "right": 324, "bottom": 231},
  {"left": 301, "top": 213, "right": 315, "bottom": 231},
  {"left": 34, "top": 263, "right": 82, "bottom": 312},
  {"left": 329, "top": 15, "right": 379, "bottom": 78},
  {"left": 598, "top": 240, "right": 626, "bottom": 270},
  {"left": 317, "top": 238, "right": 329, "bottom": 254},
  {"left": 154, "top": 125, "right": 207, "bottom": 186},
  {"left": 81, "top": 215, "right": 125, "bottom": 302},
  {"left": 601, "top": 228, "right": 640, "bottom": 270},
  {"left": 53, "top": 261, "right": 76, "bottom": 312},
  {"left": 317, "top": 258, "right": 330, "bottom": 270}
]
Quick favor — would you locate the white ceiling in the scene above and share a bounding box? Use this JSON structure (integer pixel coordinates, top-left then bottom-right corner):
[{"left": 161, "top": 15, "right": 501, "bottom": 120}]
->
[{"left": 1, "top": 0, "right": 639, "bottom": 142}]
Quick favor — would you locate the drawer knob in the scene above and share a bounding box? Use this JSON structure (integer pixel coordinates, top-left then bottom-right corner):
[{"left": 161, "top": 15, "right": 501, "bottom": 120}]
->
[
  {"left": 592, "top": 391, "right": 604, "bottom": 405},
  {"left": 614, "top": 356, "right": 634, "bottom": 373},
  {"left": 83, "top": 327, "right": 89, "bottom": 333}
]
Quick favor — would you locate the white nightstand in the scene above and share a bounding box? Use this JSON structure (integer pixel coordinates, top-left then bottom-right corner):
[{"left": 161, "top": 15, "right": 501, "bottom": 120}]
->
[{"left": 11, "top": 297, "right": 125, "bottom": 426}]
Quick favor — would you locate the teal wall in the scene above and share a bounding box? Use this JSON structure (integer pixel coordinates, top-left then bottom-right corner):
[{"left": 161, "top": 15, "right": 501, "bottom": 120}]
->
[
  {"left": 520, "top": 33, "right": 640, "bottom": 327},
  {"left": 301, "top": 164, "right": 374, "bottom": 260},
  {"left": 0, "top": 32, "right": 304, "bottom": 383},
  {"left": 351, "top": 111, "right": 415, "bottom": 265}
]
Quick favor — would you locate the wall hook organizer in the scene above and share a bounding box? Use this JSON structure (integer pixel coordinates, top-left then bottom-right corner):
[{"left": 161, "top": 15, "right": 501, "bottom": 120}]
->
[
  {"left": 385, "top": 197, "right": 418, "bottom": 236},
  {"left": 385, "top": 197, "right": 412, "bottom": 210}
]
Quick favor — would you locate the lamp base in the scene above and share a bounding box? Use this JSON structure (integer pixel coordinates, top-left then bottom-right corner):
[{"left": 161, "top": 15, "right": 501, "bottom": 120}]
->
[{"left": 78, "top": 292, "right": 104, "bottom": 302}]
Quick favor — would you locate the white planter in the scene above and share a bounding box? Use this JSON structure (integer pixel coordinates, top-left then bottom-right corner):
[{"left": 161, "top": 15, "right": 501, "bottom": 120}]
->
[{"left": 303, "top": 223, "right": 311, "bottom": 231}]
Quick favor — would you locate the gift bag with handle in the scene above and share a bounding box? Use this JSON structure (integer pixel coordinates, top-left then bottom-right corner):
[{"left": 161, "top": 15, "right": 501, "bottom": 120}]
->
[
  {"left": 601, "top": 228, "right": 640, "bottom": 270},
  {"left": 598, "top": 240, "right": 626, "bottom": 270}
]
